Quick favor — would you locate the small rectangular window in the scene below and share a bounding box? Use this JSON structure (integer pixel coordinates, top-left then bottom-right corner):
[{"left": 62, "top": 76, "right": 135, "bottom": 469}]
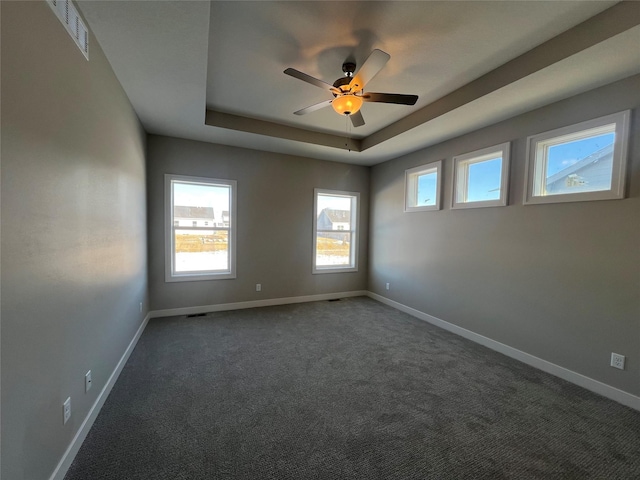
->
[
  {"left": 313, "top": 189, "right": 359, "bottom": 274},
  {"left": 404, "top": 161, "right": 442, "bottom": 212},
  {"left": 165, "top": 174, "right": 236, "bottom": 282},
  {"left": 524, "top": 111, "right": 630, "bottom": 205},
  {"left": 452, "top": 142, "right": 510, "bottom": 209}
]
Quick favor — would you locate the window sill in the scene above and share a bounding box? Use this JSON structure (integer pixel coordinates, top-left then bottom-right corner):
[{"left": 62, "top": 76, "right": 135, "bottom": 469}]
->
[
  {"left": 312, "top": 266, "right": 358, "bottom": 274},
  {"left": 165, "top": 272, "right": 236, "bottom": 283}
]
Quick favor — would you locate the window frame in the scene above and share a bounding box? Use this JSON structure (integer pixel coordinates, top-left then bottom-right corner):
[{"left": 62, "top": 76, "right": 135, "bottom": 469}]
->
[
  {"left": 452, "top": 142, "right": 510, "bottom": 209},
  {"left": 404, "top": 160, "right": 442, "bottom": 212},
  {"left": 165, "top": 174, "right": 237, "bottom": 282},
  {"left": 523, "top": 110, "right": 630, "bottom": 205},
  {"left": 312, "top": 188, "right": 359, "bottom": 274}
]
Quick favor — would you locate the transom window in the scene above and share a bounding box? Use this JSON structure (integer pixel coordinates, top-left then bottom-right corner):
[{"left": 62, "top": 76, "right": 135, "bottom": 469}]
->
[
  {"left": 313, "top": 189, "right": 359, "bottom": 273},
  {"left": 452, "top": 142, "right": 510, "bottom": 209},
  {"left": 404, "top": 161, "right": 442, "bottom": 212},
  {"left": 165, "top": 174, "right": 236, "bottom": 282},
  {"left": 524, "top": 110, "right": 630, "bottom": 205}
]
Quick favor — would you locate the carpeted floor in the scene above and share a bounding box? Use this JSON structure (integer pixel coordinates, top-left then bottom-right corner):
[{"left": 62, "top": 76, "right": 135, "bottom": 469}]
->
[{"left": 65, "top": 297, "right": 640, "bottom": 479}]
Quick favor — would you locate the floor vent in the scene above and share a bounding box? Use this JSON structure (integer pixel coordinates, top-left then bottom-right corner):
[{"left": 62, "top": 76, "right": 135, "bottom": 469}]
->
[
  {"left": 186, "top": 313, "right": 207, "bottom": 318},
  {"left": 327, "top": 298, "right": 342, "bottom": 302},
  {"left": 47, "top": 0, "right": 89, "bottom": 60}
]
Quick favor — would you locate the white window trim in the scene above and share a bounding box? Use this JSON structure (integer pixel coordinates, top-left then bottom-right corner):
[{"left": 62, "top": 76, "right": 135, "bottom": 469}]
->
[
  {"left": 165, "top": 174, "right": 237, "bottom": 282},
  {"left": 313, "top": 188, "right": 359, "bottom": 274},
  {"left": 404, "top": 160, "right": 442, "bottom": 212},
  {"left": 523, "top": 110, "right": 630, "bottom": 205},
  {"left": 452, "top": 142, "right": 510, "bottom": 209}
]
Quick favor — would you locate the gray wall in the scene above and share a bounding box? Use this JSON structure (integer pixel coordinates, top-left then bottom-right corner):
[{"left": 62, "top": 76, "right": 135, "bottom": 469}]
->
[
  {"left": 147, "top": 135, "right": 370, "bottom": 311},
  {"left": 1, "top": 3, "right": 148, "bottom": 479},
  {"left": 369, "top": 75, "right": 640, "bottom": 396}
]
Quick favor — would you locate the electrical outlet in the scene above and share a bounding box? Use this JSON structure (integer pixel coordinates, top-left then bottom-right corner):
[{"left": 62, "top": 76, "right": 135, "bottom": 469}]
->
[
  {"left": 385, "top": 283, "right": 390, "bottom": 290},
  {"left": 611, "top": 353, "right": 625, "bottom": 370},
  {"left": 85, "top": 370, "right": 92, "bottom": 392},
  {"left": 256, "top": 284, "right": 261, "bottom": 292},
  {"left": 63, "top": 397, "right": 71, "bottom": 424}
]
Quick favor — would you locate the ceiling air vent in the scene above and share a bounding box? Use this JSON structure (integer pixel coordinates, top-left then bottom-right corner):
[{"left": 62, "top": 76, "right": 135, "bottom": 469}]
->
[{"left": 47, "top": 0, "right": 89, "bottom": 60}]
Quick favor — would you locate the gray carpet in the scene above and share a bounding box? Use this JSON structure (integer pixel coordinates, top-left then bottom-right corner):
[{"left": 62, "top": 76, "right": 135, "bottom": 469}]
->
[{"left": 65, "top": 297, "right": 640, "bottom": 479}]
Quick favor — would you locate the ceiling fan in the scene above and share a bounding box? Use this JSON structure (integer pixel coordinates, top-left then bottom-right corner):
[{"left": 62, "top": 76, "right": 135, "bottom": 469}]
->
[{"left": 284, "top": 49, "right": 418, "bottom": 128}]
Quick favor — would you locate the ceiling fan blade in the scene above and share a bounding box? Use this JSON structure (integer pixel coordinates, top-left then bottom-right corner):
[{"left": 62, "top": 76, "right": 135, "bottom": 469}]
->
[
  {"left": 348, "top": 49, "right": 390, "bottom": 92},
  {"left": 293, "top": 99, "right": 333, "bottom": 115},
  {"left": 284, "top": 68, "right": 340, "bottom": 94},
  {"left": 350, "top": 111, "right": 365, "bottom": 127},
  {"left": 362, "top": 92, "right": 418, "bottom": 105}
]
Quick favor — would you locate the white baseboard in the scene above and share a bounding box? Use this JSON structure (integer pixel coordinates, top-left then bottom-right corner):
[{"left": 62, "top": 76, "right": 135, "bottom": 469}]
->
[
  {"left": 368, "top": 292, "right": 640, "bottom": 412},
  {"left": 150, "top": 290, "right": 368, "bottom": 318},
  {"left": 48, "top": 312, "right": 152, "bottom": 480}
]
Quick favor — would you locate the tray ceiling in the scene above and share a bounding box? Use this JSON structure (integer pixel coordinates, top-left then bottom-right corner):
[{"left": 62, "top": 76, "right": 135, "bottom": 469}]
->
[{"left": 78, "top": 1, "right": 640, "bottom": 166}]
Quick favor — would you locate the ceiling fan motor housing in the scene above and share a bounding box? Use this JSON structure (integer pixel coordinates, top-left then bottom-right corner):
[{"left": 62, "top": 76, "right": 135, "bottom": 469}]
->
[
  {"left": 333, "top": 62, "right": 358, "bottom": 94},
  {"left": 332, "top": 76, "right": 352, "bottom": 94}
]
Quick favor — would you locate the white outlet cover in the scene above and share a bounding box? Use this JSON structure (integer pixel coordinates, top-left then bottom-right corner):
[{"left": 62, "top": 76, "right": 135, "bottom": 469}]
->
[
  {"left": 610, "top": 353, "right": 625, "bottom": 370},
  {"left": 85, "top": 370, "right": 92, "bottom": 392},
  {"left": 63, "top": 397, "right": 71, "bottom": 424}
]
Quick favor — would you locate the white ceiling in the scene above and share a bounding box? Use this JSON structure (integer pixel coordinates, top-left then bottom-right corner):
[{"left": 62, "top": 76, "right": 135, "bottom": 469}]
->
[{"left": 78, "top": 1, "right": 640, "bottom": 166}]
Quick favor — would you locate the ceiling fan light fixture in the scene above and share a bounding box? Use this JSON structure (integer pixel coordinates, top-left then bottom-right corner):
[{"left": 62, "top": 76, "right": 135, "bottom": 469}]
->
[{"left": 331, "top": 94, "right": 363, "bottom": 116}]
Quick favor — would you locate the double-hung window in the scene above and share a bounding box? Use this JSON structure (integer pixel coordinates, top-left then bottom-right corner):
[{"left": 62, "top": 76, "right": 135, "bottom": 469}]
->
[
  {"left": 313, "top": 189, "right": 359, "bottom": 273},
  {"left": 165, "top": 174, "right": 236, "bottom": 282}
]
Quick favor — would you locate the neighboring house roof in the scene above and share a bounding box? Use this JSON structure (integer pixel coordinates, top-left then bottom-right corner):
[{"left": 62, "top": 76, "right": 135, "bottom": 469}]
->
[
  {"left": 174, "top": 206, "right": 214, "bottom": 219},
  {"left": 546, "top": 144, "right": 614, "bottom": 186},
  {"left": 221, "top": 210, "right": 229, "bottom": 219},
  {"left": 321, "top": 208, "right": 350, "bottom": 223}
]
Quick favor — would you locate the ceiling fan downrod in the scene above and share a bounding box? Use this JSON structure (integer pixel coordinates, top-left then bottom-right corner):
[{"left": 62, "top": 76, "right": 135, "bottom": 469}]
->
[{"left": 342, "top": 62, "right": 356, "bottom": 77}]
